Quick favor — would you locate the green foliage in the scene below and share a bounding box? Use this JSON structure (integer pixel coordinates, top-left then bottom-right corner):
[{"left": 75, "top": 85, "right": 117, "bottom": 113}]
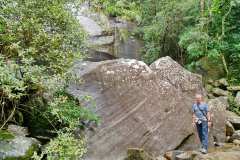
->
[
  {"left": 48, "top": 90, "right": 99, "bottom": 131},
  {"left": 228, "top": 95, "right": 240, "bottom": 116},
  {"left": 0, "top": 0, "right": 85, "bottom": 126},
  {"left": 32, "top": 132, "right": 86, "bottom": 160},
  {"left": 179, "top": 0, "right": 240, "bottom": 83},
  {"left": 0, "top": 130, "right": 15, "bottom": 140},
  {"left": 0, "top": 0, "right": 98, "bottom": 159},
  {"left": 91, "top": 0, "right": 141, "bottom": 21},
  {"left": 93, "top": 0, "right": 199, "bottom": 64}
]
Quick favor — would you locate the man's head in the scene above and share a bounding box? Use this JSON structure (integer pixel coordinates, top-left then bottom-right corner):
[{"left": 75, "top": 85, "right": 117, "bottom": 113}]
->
[{"left": 195, "top": 93, "right": 203, "bottom": 104}]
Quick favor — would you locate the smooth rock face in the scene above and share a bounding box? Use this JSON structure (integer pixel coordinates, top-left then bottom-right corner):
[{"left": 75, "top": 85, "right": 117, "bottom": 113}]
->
[
  {"left": 208, "top": 97, "right": 227, "bottom": 143},
  {"left": 0, "top": 125, "right": 40, "bottom": 160},
  {"left": 67, "top": 56, "right": 207, "bottom": 160},
  {"left": 70, "top": 3, "right": 143, "bottom": 61}
]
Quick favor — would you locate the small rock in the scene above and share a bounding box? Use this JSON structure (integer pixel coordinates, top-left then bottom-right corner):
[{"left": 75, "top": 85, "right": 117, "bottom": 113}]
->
[
  {"left": 235, "top": 91, "right": 240, "bottom": 106},
  {"left": 218, "top": 78, "right": 228, "bottom": 87},
  {"left": 156, "top": 155, "right": 167, "bottom": 160},
  {"left": 233, "top": 139, "right": 240, "bottom": 145},
  {"left": 230, "top": 130, "right": 240, "bottom": 142},
  {"left": 207, "top": 79, "right": 214, "bottom": 85},
  {"left": 212, "top": 88, "right": 228, "bottom": 96},
  {"left": 226, "top": 136, "right": 231, "bottom": 142},
  {"left": 0, "top": 126, "right": 40, "bottom": 160},
  {"left": 227, "top": 86, "right": 240, "bottom": 91},
  {"left": 226, "top": 111, "right": 240, "bottom": 130},
  {"left": 226, "top": 121, "right": 235, "bottom": 137},
  {"left": 207, "top": 93, "right": 215, "bottom": 99},
  {"left": 7, "top": 124, "right": 29, "bottom": 136},
  {"left": 176, "top": 151, "right": 199, "bottom": 160},
  {"left": 206, "top": 84, "right": 213, "bottom": 93},
  {"left": 164, "top": 150, "right": 184, "bottom": 160},
  {"left": 213, "top": 81, "right": 220, "bottom": 87},
  {"left": 126, "top": 148, "right": 154, "bottom": 160}
]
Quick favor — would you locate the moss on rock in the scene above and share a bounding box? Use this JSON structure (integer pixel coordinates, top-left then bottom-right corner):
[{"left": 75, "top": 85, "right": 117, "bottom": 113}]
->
[{"left": 0, "top": 130, "right": 15, "bottom": 141}]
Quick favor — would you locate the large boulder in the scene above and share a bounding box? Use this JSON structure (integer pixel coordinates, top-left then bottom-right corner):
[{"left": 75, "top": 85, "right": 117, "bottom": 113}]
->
[
  {"left": 67, "top": 56, "right": 207, "bottom": 160},
  {"left": 208, "top": 97, "right": 227, "bottom": 143},
  {"left": 0, "top": 125, "right": 40, "bottom": 160}
]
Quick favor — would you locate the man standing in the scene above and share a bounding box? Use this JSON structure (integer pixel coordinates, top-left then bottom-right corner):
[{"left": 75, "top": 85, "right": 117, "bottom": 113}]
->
[{"left": 192, "top": 94, "right": 212, "bottom": 154}]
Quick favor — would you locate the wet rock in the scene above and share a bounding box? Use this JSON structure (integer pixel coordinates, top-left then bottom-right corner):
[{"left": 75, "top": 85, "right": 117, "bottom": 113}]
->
[
  {"left": 67, "top": 57, "right": 206, "bottom": 160},
  {"left": 112, "top": 19, "right": 143, "bottom": 60},
  {"left": 77, "top": 15, "right": 103, "bottom": 36},
  {"left": 71, "top": 3, "right": 143, "bottom": 61},
  {"left": 87, "top": 36, "right": 114, "bottom": 46},
  {"left": 212, "top": 88, "right": 228, "bottom": 96},
  {"left": 0, "top": 126, "right": 40, "bottom": 160}
]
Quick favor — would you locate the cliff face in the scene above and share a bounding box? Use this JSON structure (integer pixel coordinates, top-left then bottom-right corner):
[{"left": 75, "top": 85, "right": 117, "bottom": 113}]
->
[{"left": 71, "top": 2, "right": 143, "bottom": 61}]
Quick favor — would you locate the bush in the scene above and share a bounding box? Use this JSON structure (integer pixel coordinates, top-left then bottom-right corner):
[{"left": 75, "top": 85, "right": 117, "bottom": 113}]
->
[
  {"left": 32, "top": 132, "right": 86, "bottom": 160},
  {"left": 0, "top": 0, "right": 85, "bottom": 127}
]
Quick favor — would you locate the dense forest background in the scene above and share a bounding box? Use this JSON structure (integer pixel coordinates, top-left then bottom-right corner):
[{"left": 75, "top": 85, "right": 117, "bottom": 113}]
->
[
  {"left": 0, "top": 0, "right": 240, "bottom": 159},
  {"left": 92, "top": 0, "right": 240, "bottom": 83}
]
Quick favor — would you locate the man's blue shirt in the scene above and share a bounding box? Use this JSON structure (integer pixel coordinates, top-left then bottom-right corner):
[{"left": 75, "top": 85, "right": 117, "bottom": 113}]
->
[{"left": 192, "top": 103, "right": 209, "bottom": 120}]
